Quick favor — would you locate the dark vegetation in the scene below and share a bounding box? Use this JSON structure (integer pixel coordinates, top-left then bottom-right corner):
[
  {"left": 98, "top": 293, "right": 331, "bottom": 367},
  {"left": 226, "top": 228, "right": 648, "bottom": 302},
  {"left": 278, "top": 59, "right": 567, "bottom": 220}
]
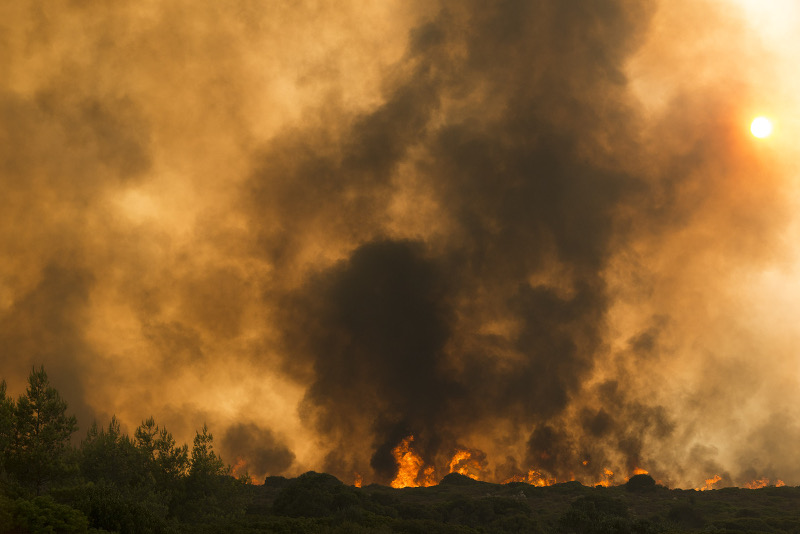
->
[{"left": 3, "top": 368, "right": 800, "bottom": 533}]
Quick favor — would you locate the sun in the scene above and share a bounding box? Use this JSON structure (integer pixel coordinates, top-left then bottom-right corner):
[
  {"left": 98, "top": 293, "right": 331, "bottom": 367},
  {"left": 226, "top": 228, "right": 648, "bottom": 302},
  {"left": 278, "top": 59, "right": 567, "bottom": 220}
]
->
[{"left": 750, "top": 116, "right": 773, "bottom": 138}]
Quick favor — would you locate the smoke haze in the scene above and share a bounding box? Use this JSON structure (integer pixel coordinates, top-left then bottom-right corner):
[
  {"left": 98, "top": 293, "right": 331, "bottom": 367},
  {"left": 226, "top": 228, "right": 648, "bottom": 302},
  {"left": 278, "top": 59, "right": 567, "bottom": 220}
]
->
[{"left": 2, "top": 0, "right": 800, "bottom": 488}]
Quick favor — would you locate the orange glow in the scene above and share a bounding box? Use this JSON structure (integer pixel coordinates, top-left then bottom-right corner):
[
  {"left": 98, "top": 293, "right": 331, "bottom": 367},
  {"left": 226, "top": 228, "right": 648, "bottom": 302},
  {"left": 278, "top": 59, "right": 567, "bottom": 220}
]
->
[
  {"left": 503, "top": 469, "right": 559, "bottom": 486},
  {"left": 448, "top": 448, "right": 483, "bottom": 480},
  {"left": 353, "top": 473, "right": 362, "bottom": 488},
  {"left": 582, "top": 460, "right": 589, "bottom": 466},
  {"left": 744, "top": 477, "right": 787, "bottom": 489},
  {"left": 594, "top": 468, "right": 615, "bottom": 487},
  {"left": 745, "top": 478, "right": 769, "bottom": 489},
  {"left": 390, "top": 435, "right": 436, "bottom": 488},
  {"left": 750, "top": 116, "right": 773, "bottom": 138},
  {"left": 697, "top": 474, "right": 722, "bottom": 491},
  {"left": 632, "top": 467, "right": 649, "bottom": 475},
  {"left": 230, "top": 457, "right": 257, "bottom": 484}
]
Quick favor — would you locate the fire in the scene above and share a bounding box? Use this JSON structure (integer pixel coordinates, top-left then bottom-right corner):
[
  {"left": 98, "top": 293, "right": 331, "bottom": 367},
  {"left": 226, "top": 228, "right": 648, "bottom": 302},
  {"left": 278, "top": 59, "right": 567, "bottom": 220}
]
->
[
  {"left": 502, "top": 469, "right": 558, "bottom": 486},
  {"left": 745, "top": 478, "right": 769, "bottom": 489},
  {"left": 632, "top": 467, "right": 649, "bottom": 476},
  {"left": 353, "top": 473, "right": 362, "bottom": 488},
  {"left": 390, "top": 435, "right": 436, "bottom": 488},
  {"left": 594, "top": 468, "right": 615, "bottom": 487},
  {"left": 697, "top": 474, "right": 722, "bottom": 491},
  {"left": 230, "top": 456, "right": 257, "bottom": 484},
  {"left": 448, "top": 448, "right": 485, "bottom": 480},
  {"left": 744, "top": 478, "right": 786, "bottom": 489},
  {"left": 527, "top": 469, "right": 558, "bottom": 487}
]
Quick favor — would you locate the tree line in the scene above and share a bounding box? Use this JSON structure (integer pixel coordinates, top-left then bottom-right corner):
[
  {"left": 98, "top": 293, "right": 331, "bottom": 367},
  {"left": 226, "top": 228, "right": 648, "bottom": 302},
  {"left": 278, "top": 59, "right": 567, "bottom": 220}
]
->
[{"left": 0, "top": 366, "right": 251, "bottom": 532}]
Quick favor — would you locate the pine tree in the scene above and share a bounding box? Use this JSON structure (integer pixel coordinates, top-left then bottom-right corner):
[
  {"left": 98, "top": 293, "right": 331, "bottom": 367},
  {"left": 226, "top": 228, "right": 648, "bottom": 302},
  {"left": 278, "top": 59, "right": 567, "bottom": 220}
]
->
[
  {"left": 9, "top": 366, "right": 78, "bottom": 494},
  {"left": 189, "top": 424, "right": 225, "bottom": 479},
  {"left": 0, "top": 381, "right": 15, "bottom": 479}
]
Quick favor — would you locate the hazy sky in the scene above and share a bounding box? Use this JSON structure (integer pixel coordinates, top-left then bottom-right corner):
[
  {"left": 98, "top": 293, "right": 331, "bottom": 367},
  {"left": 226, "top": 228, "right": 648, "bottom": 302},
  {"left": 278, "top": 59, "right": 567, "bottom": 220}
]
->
[{"left": 2, "top": 0, "right": 800, "bottom": 488}]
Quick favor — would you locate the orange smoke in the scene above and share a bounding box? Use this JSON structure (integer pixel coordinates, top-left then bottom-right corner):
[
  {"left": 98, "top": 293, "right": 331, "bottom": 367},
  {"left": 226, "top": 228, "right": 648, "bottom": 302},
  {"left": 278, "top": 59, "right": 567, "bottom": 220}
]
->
[
  {"left": 697, "top": 474, "right": 722, "bottom": 491},
  {"left": 390, "top": 435, "right": 436, "bottom": 488}
]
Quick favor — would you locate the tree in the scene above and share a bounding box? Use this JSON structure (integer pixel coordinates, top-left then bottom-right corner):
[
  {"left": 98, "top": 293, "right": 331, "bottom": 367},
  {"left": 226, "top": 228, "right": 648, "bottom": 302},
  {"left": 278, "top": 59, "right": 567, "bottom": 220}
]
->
[
  {"left": 189, "top": 424, "right": 226, "bottom": 479},
  {"left": 0, "top": 381, "right": 15, "bottom": 478},
  {"left": 79, "top": 416, "right": 144, "bottom": 487},
  {"left": 133, "top": 417, "right": 188, "bottom": 488},
  {"left": 8, "top": 366, "right": 78, "bottom": 494}
]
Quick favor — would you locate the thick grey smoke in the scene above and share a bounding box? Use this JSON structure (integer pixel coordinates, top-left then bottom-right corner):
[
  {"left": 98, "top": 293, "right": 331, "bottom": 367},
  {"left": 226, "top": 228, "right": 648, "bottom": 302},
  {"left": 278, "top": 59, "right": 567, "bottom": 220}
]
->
[{"left": 1, "top": 0, "right": 797, "bottom": 486}]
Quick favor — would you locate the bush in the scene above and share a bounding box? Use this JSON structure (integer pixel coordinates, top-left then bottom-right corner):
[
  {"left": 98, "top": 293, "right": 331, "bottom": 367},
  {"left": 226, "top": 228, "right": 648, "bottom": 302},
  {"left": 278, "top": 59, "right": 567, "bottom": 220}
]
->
[
  {"left": 7, "top": 495, "right": 89, "bottom": 533},
  {"left": 625, "top": 474, "right": 656, "bottom": 492}
]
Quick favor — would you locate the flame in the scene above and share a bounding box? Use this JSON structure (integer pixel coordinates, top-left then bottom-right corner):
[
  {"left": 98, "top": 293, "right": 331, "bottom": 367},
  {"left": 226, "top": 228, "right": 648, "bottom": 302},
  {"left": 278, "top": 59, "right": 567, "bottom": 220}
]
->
[
  {"left": 582, "top": 460, "right": 589, "bottom": 466},
  {"left": 745, "top": 478, "right": 769, "bottom": 489},
  {"left": 527, "top": 469, "right": 558, "bottom": 487},
  {"left": 230, "top": 456, "right": 257, "bottom": 484},
  {"left": 744, "top": 478, "right": 786, "bottom": 489},
  {"left": 632, "top": 467, "right": 649, "bottom": 475},
  {"left": 390, "top": 435, "right": 436, "bottom": 488},
  {"left": 447, "top": 448, "right": 484, "bottom": 480},
  {"left": 697, "top": 474, "right": 722, "bottom": 491},
  {"left": 594, "top": 468, "right": 615, "bottom": 487},
  {"left": 502, "top": 469, "right": 558, "bottom": 486},
  {"left": 353, "top": 473, "right": 362, "bottom": 488}
]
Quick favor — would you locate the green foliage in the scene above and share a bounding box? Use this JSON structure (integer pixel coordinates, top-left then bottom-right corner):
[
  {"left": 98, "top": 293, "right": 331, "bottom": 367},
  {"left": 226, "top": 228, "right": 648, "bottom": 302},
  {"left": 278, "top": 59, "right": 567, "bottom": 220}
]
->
[
  {"left": 273, "top": 472, "right": 357, "bottom": 518},
  {"left": 134, "top": 416, "right": 189, "bottom": 491},
  {"left": 0, "top": 494, "right": 88, "bottom": 533},
  {"left": 69, "top": 480, "right": 173, "bottom": 534},
  {"left": 178, "top": 423, "right": 250, "bottom": 524},
  {"left": 0, "top": 381, "right": 15, "bottom": 469},
  {"left": 80, "top": 416, "right": 148, "bottom": 488},
  {"left": 667, "top": 502, "right": 705, "bottom": 529},
  {"left": 626, "top": 474, "right": 657, "bottom": 492},
  {"left": 557, "top": 493, "right": 665, "bottom": 533},
  {"left": 7, "top": 366, "right": 78, "bottom": 495}
]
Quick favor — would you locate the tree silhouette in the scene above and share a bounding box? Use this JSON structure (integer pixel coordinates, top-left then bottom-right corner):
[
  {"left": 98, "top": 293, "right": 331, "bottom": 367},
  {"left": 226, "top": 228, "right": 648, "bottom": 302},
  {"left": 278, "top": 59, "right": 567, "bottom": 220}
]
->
[
  {"left": 0, "top": 381, "right": 15, "bottom": 477},
  {"left": 8, "top": 366, "right": 78, "bottom": 494}
]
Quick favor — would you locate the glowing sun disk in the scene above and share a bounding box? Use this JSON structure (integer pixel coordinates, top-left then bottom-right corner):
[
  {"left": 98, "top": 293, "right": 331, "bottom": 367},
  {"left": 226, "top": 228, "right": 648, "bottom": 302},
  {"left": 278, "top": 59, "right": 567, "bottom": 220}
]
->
[{"left": 751, "top": 116, "right": 773, "bottom": 138}]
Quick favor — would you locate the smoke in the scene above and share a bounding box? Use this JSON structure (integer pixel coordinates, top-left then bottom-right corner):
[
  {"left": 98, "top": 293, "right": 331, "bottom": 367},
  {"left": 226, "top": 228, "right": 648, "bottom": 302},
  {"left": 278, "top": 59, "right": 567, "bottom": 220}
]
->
[{"left": 1, "top": 0, "right": 799, "bottom": 486}]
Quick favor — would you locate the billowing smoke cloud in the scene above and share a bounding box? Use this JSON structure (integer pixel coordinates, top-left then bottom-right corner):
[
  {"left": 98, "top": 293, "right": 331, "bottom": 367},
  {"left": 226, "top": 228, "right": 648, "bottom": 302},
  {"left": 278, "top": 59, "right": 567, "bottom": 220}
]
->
[{"left": 1, "top": 0, "right": 799, "bottom": 486}]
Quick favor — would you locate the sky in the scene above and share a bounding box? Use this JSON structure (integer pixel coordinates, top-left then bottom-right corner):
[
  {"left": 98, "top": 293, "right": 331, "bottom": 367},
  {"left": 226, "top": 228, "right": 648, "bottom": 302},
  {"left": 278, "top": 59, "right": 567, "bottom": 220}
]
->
[{"left": 2, "top": 0, "right": 800, "bottom": 489}]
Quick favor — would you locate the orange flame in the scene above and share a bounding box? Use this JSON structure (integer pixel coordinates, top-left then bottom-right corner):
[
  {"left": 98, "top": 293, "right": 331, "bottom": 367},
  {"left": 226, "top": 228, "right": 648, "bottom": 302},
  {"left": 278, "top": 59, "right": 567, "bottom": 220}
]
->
[
  {"left": 448, "top": 448, "right": 484, "bottom": 480},
  {"left": 502, "top": 469, "right": 558, "bottom": 486},
  {"left": 632, "top": 467, "right": 649, "bottom": 476},
  {"left": 353, "top": 473, "right": 362, "bottom": 488},
  {"left": 697, "top": 474, "right": 722, "bottom": 491},
  {"left": 745, "top": 478, "right": 769, "bottom": 489},
  {"left": 594, "top": 468, "right": 615, "bottom": 487},
  {"left": 390, "top": 435, "right": 436, "bottom": 488},
  {"left": 744, "top": 478, "right": 786, "bottom": 489},
  {"left": 230, "top": 456, "right": 257, "bottom": 484}
]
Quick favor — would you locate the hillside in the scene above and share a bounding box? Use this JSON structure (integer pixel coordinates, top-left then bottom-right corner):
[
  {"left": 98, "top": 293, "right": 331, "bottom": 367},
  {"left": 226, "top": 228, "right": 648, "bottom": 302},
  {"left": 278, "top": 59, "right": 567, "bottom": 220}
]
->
[{"left": 238, "top": 471, "right": 800, "bottom": 533}]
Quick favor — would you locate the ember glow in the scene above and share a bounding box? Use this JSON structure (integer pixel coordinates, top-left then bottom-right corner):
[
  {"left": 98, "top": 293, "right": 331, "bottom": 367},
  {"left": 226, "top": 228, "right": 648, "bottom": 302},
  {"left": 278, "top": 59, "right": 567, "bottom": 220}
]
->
[{"left": 3, "top": 0, "right": 800, "bottom": 489}]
